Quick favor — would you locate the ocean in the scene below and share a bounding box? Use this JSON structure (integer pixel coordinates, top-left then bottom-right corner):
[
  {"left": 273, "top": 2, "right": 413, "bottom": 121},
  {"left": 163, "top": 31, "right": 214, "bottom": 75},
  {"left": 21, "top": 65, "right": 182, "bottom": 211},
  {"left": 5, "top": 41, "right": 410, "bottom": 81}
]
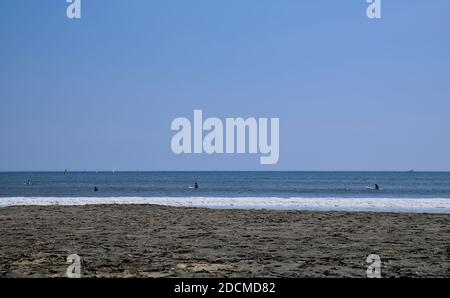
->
[{"left": 1, "top": 171, "right": 450, "bottom": 213}]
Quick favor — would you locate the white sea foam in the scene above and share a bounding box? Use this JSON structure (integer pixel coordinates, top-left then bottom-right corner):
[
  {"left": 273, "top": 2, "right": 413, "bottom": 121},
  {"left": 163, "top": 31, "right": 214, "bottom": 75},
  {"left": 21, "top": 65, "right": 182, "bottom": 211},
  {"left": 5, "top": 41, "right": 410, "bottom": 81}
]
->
[{"left": 1, "top": 197, "right": 450, "bottom": 213}]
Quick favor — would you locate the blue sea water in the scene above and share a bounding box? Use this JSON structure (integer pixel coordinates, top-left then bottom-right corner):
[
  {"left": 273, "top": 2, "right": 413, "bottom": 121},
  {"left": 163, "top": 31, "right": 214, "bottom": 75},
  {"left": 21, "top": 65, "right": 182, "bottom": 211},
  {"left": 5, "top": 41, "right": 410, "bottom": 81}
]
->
[
  {"left": 0, "top": 171, "right": 449, "bottom": 198},
  {"left": 1, "top": 172, "right": 450, "bottom": 213}
]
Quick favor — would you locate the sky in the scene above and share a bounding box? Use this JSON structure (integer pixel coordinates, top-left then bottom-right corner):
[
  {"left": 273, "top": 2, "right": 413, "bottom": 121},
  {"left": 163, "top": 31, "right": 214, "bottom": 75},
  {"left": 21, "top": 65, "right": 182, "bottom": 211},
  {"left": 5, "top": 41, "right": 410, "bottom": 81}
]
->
[{"left": 0, "top": 0, "right": 449, "bottom": 171}]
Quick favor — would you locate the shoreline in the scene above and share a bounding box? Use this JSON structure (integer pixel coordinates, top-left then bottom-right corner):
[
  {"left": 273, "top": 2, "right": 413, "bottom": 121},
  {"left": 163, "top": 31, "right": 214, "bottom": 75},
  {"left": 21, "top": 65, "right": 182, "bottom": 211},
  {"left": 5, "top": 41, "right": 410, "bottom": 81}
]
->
[
  {"left": 1, "top": 197, "right": 450, "bottom": 214},
  {"left": 1, "top": 204, "right": 449, "bottom": 278}
]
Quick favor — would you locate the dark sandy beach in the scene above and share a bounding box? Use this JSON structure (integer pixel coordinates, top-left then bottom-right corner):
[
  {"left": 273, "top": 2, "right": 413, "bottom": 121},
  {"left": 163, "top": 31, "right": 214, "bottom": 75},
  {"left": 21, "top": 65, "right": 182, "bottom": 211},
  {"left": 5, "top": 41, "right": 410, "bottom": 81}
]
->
[{"left": 0, "top": 205, "right": 449, "bottom": 278}]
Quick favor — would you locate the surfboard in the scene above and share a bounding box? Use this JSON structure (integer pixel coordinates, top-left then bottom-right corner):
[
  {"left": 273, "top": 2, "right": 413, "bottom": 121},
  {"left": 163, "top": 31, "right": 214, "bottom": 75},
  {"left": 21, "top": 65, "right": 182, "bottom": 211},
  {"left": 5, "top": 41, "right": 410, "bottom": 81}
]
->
[{"left": 366, "top": 186, "right": 382, "bottom": 191}]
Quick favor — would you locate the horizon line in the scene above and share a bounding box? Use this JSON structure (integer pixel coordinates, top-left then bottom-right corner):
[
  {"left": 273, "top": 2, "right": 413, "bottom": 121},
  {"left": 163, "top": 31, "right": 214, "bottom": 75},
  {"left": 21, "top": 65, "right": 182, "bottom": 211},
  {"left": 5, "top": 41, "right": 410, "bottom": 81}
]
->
[{"left": 1, "top": 170, "right": 449, "bottom": 173}]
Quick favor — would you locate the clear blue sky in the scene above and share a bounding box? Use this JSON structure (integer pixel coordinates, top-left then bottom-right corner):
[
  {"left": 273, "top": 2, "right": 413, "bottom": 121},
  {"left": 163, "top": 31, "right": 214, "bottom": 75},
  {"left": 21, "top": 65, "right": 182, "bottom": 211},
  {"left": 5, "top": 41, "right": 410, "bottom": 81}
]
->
[{"left": 1, "top": 0, "right": 449, "bottom": 171}]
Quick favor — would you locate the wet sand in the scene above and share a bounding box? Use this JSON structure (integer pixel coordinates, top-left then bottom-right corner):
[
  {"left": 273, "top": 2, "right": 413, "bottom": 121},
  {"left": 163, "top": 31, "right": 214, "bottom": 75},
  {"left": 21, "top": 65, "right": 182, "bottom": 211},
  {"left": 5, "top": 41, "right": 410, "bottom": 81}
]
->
[{"left": 0, "top": 205, "right": 449, "bottom": 278}]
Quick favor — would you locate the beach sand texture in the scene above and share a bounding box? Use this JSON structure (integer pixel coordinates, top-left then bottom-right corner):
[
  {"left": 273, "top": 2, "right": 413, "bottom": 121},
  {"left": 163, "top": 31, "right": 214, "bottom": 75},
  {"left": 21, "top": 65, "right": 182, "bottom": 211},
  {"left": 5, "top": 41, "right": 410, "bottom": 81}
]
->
[{"left": 0, "top": 205, "right": 449, "bottom": 277}]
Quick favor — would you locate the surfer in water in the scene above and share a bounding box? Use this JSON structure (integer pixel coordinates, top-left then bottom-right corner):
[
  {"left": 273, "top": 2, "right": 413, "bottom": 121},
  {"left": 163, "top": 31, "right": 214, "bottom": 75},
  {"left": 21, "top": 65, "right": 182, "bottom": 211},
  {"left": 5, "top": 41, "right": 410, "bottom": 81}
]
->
[
  {"left": 194, "top": 182, "right": 198, "bottom": 189},
  {"left": 94, "top": 186, "right": 98, "bottom": 192},
  {"left": 26, "top": 179, "right": 32, "bottom": 186},
  {"left": 366, "top": 183, "right": 380, "bottom": 191}
]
